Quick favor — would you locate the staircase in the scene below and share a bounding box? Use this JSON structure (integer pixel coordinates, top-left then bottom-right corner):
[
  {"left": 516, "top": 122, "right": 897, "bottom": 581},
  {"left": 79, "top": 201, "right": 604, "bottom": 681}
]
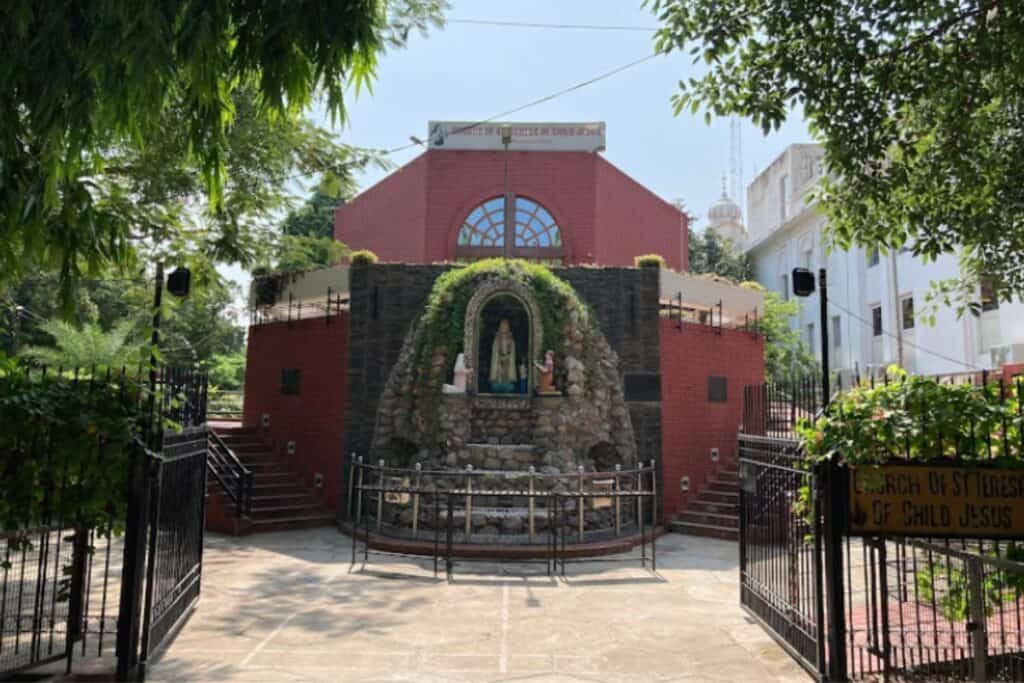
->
[
  {"left": 670, "top": 462, "right": 739, "bottom": 541},
  {"left": 208, "top": 426, "right": 334, "bottom": 534}
]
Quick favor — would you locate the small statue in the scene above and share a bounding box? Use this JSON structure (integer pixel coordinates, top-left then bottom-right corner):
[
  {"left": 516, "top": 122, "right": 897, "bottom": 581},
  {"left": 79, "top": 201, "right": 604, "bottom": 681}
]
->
[
  {"left": 535, "top": 350, "right": 558, "bottom": 395},
  {"left": 518, "top": 362, "right": 528, "bottom": 394},
  {"left": 488, "top": 319, "right": 518, "bottom": 392},
  {"left": 442, "top": 353, "right": 468, "bottom": 394}
]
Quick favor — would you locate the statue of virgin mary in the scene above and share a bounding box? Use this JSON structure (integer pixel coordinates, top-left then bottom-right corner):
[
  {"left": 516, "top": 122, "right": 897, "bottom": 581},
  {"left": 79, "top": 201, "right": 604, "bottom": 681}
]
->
[{"left": 489, "top": 319, "right": 517, "bottom": 385}]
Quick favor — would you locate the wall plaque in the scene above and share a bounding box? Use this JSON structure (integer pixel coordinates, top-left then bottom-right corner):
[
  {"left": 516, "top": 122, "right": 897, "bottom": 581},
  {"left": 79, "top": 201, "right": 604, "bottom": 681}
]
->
[{"left": 849, "top": 465, "right": 1024, "bottom": 538}]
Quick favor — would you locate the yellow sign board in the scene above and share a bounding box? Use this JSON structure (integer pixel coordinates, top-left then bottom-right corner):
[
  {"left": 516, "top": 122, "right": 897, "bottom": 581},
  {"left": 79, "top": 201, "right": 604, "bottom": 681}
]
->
[{"left": 849, "top": 465, "right": 1024, "bottom": 538}]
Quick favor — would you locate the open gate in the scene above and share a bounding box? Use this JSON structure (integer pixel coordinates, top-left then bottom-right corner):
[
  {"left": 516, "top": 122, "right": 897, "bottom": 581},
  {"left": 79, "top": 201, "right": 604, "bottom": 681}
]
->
[{"left": 738, "top": 434, "right": 826, "bottom": 678}]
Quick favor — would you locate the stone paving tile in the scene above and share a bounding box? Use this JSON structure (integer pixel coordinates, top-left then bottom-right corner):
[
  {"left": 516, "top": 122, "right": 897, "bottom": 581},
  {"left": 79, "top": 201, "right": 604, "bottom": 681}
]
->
[{"left": 146, "top": 530, "right": 808, "bottom": 682}]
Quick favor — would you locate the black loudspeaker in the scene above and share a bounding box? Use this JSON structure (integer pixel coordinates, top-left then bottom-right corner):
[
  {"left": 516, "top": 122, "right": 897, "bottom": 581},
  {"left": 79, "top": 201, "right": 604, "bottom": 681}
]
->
[
  {"left": 167, "top": 267, "right": 191, "bottom": 297},
  {"left": 791, "top": 267, "right": 816, "bottom": 297}
]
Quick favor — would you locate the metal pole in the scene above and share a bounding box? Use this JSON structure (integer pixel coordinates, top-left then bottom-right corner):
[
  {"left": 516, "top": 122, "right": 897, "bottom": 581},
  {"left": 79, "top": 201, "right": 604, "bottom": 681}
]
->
[
  {"left": 147, "top": 263, "right": 164, "bottom": 450},
  {"left": 967, "top": 558, "right": 988, "bottom": 682},
  {"left": 412, "top": 463, "right": 421, "bottom": 536},
  {"left": 820, "top": 268, "right": 847, "bottom": 681},
  {"left": 528, "top": 466, "right": 536, "bottom": 543},
  {"left": 577, "top": 466, "right": 584, "bottom": 543},
  {"left": 376, "top": 459, "right": 384, "bottom": 533},
  {"left": 465, "top": 465, "right": 473, "bottom": 538},
  {"left": 614, "top": 464, "right": 622, "bottom": 537}
]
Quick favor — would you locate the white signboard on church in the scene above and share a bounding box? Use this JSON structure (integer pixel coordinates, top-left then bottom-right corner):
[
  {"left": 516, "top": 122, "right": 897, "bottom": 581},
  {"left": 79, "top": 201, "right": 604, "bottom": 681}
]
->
[{"left": 427, "top": 121, "right": 606, "bottom": 152}]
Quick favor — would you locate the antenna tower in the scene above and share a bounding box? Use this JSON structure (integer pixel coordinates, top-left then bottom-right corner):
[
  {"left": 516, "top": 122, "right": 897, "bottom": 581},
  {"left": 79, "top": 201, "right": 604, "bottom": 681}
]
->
[{"left": 729, "top": 117, "right": 744, "bottom": 216}]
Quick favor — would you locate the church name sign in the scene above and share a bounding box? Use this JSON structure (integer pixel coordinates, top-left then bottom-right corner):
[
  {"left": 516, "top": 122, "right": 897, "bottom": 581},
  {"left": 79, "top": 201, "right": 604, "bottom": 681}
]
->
[
  {"left": 849, "top": 464, "right": 1024, "bottom": 538},
  {"left": 427, "top": 121, "right": 606, "bottom": 152}
]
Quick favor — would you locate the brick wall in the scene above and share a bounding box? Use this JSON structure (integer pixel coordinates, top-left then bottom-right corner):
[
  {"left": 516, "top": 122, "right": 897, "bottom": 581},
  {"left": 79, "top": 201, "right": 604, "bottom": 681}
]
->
[
  {"left": 334, "top": 154, "right": 428, "bottom": 263},
  {"left": 659, "top": 319, "right": 765, "bottom": 522},
  {"left": 331, "top": 149, "right": 683, "bottom": 269},
  {"left": 242, "top": 315, "right": 349, "bottom": 510},
  {"left": 595, "top": 157, "right": 688, "bottom": 271}
]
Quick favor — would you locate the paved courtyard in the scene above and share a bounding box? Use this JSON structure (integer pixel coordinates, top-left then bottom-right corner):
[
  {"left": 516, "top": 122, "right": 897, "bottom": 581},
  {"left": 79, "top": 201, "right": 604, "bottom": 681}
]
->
[{"left": 146, "top": 529, "right": 807, "bottom": 682}]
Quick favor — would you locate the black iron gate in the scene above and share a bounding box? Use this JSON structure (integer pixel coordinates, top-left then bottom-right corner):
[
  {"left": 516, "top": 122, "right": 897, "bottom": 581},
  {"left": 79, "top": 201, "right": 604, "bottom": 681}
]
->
[{"left": 738, "top": 434, "right": 826, "bottom": 678}]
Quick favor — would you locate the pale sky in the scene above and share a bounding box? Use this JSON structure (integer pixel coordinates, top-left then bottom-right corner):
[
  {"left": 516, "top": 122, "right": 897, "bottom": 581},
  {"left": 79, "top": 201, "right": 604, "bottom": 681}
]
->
[{"left": 226, "top": 0, "right": 812, "bottom": 301}]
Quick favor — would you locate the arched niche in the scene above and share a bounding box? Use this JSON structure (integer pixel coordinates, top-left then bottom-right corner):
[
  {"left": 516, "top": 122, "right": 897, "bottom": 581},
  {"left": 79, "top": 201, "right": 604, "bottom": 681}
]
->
[{"left": 463, "top": 279, "right": 544, "bottom": 395}]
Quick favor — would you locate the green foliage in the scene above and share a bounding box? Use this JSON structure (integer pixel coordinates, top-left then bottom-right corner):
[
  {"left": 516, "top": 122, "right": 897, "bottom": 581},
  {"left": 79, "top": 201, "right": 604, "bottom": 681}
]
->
[
  {"left": 690, "top": 230, "right": 753, "bottom": 282},
  {"left": 350, "top": 249, "right": 380, "bottom": 266},
  {"left": 797, "top": 367, "right": 1024, "bottom": 466},
  {"left": 0, "top": 1, "right": 444, "bottom": 308},
  {"left": 740, "top": 282, "right": 817, "bottom": 381},
  {"left": 22, "top": 320, "right": 141, "bottom": 370},
  {"left": 282, "top": 190, "right": 344, "bottom": 240},
  {"left": 634, "top": 254, "right": 667, "bottom": 268},
  {"left": 0, "top": 354, "right": 145, "bottom": 539},
  {"left": 208, "top": 352, "right": 247, "bottom": 391},
  {"left": 405, "top": 259, "right": 596, "bottom": 442},
  {"left": 916, "top": 545, "right": 1024, "bottom": 622},
  {"left": 269, "top": 235, "right": 350, "bottom": 274},
  {"left": 649, "top": 0, "right": 1024, "bottom": 301}
]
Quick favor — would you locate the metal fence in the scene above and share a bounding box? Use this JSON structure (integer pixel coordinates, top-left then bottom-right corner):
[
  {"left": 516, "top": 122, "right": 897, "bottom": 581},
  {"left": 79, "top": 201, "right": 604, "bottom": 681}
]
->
[
  {"left": 347, "top": 458, "right": 658, "bottom": 577},
  {"left": 1, "top": 363, "right": 209, "bottom": 681}
]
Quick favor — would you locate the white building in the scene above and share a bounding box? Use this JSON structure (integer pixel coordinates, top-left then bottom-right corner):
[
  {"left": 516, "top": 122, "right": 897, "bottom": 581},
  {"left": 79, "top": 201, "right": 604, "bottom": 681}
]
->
[{"left": 723, "top": 143, "right": 1024, "bottom": 378}]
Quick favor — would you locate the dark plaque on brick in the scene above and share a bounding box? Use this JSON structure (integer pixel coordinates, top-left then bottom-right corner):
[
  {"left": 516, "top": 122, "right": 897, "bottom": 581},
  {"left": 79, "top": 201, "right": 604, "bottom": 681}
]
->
[
  {"left": 623, "top": 373, "right": 661, "bottom": 402},
  {"left": 281, "top": 368, "right": 301, "bottom": 395},
  {"left": 708, "top": 376, "right": 727, "bottom": 403}
]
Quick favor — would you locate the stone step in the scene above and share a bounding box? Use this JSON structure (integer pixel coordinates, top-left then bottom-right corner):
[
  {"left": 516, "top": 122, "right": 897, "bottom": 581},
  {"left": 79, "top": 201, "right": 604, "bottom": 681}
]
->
[
  {"left": 678, "top": 510, "right": 738, "bottom": 528},
  {"left": 670, "top": 520, "right": 739, "bottom": 541},
  {"left": 251, "top": 482, "right": 308, "bottom": 497},
  {"left": 251, "top": 471, "right": 301, "bottom": 486}
]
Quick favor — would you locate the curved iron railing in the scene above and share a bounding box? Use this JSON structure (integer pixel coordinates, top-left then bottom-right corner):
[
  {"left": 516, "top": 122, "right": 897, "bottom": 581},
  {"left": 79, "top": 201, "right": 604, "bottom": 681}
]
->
[
  {"left": 347, "top": 457, "right": 658, "bottom": 546},
  {"left": 206, "top": 431, "right": 252, "bottom": 516}
]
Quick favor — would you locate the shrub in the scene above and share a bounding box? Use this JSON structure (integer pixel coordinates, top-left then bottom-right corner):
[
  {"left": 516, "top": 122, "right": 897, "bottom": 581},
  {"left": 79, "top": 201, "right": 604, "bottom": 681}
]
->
[
  {"left": 796, "top": 366, "right": 1023, "bottom": 466},
  {"left": 350, "top": 249, "right": 379, "bottom": 266},
  {"left": 634, "top": 254, "right": 666, "bottom": 269}
]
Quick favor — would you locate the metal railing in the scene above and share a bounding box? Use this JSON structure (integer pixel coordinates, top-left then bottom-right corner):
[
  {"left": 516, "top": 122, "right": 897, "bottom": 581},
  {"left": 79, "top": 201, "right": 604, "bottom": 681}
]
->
[
  {"left": 348, "top": 458, "right": 657, "bottom": 543},
  {"left": 207, "top": 431, "right": 253, "bottom": 517},
  {"left": 206, "top": 390, "right": 243, "bottom": 421},
  {"left": 348, "top": 457, "right": 658, "bottom": 577}
]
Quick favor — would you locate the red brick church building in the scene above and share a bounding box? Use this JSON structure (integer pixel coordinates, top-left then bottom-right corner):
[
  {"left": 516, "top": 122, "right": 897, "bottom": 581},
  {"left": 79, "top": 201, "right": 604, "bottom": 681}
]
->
[
  {"left": 334, "top": 122, "right": 688, "bottom": 270},
  {"left": 225, "top": 122, "right": 766, "bottom": 541}
]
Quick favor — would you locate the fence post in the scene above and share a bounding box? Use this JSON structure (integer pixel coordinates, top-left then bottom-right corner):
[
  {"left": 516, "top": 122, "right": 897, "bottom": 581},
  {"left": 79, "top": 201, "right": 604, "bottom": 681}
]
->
[
  {"left": 822, "top": 460, "right": 848, "bottom": 681},
  {"left": 115, "top": 444, "right": 152, "bottom": 681},
  {"left": 967, "top": 558, "right": 988, "bottom": 682}
]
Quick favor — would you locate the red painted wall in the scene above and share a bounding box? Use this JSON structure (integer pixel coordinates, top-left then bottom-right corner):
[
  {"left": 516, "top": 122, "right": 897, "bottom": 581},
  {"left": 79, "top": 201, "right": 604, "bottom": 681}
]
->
[
  {"left": 333, "top": 149, "right": 686, "bottom": 269},
  {"left": 595, "top": 158, "right": 688, "bottom": 271},
  {"left": 334, "top": 155, "right": 428, "bottom": 263},
  {"left": 659, "top": 319, "right": 765, "bottom": 521},
  {"left": 242, "top": 315, "right": 349, "bottom": 510}
]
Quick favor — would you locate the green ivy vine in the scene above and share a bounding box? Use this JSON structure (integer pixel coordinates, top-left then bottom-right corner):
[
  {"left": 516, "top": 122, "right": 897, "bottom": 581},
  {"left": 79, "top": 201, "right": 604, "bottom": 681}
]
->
[{"left": 400, "top": 259, "right": 597, "bottom": 443}]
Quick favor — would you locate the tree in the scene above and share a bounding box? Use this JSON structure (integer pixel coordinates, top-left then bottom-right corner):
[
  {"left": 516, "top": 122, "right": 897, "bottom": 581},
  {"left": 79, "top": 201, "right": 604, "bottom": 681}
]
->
[
  {"left": 741, "top": 283, "right": 818, "bottom": 382},
  {"left": 0, "top": 1, "right": 444, "bottom": 304},
  {"left": 691, "top": 230, "right": 753, "bottom": 282},
  {"left": 22, "top": 320, "right": 140, "bottom": 370},
  {"left": 282, "top": 190, "right": 344, "bottom": 240},
  {"left": 650, "top": 0, "right": 1024, "bottom": 308}
]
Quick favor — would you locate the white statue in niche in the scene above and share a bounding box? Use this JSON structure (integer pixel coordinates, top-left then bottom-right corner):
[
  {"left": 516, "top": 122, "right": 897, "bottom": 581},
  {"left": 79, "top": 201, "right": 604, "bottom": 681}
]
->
[
  {"left": 489, "top": 319, "right": 517, "bottom": 390},
  {"left": 442, "top": 353, "right": 468, "bottom": 394}
]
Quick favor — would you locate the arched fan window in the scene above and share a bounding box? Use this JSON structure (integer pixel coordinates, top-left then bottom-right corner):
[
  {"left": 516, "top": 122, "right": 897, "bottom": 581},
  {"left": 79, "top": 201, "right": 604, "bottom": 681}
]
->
[{"left": 456, "top": 196, "right": 564, "bottom": 263}]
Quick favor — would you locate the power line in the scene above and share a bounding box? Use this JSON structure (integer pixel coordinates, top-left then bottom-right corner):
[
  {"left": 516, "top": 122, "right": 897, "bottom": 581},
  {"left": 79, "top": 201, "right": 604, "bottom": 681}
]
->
[
  {"left": 382, "top": 53, "right": 660, "bottom": 156},
  {"left": 446, "top": 18, "right": 659, "bottom": 32},
  {"left": 827, "top": 299, "right": 982, "bottom": 371}
]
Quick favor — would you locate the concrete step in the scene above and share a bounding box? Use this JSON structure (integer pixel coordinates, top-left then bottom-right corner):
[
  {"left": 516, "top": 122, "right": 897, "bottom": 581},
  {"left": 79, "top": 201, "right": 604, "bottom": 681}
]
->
[
  {"left": 670, "top": 520, "right": 739, "bottom": 541},
  {"left": 699, "top": 490, "right": 739, "bottom": 505},
  {"left": 686, "top": 500, "right": 739, "bottom": 516},
  {"left": 250, "top": 514, "right": 336, "bottom": 533},
  {"left": 251, "top": 471, "right": 302, "bottom": 486},
  {"left": 252, "top": 492, "right": 318, "bottom": 507},
  {"left": 678, "top": 510, "right": 738, "bottom": 528},
  {"left": 251, "top": 482, "right": 308, "bottom": 497},
  {"left": 245, "top": 461, "right": 298, "bottom": 474},
  {"left": 252, "top": 503, "right": 328, "bottom": 520},
  {"left": 705, "top": 479, "right": 738, "bottom": 494}
]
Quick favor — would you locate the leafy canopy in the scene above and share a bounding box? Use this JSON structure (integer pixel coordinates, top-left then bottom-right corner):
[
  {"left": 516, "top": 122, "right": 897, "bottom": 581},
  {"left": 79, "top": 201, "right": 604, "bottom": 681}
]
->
[
  {"left": 0, "top": 1, "right": 443, "bottom": 304},
  {"left": 650, "top": 0, "right": 1024, "bottom": 306}
]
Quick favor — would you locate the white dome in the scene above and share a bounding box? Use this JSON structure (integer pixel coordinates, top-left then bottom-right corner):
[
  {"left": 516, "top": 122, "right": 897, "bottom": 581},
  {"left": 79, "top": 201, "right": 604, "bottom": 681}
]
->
[{"left": 708, "top": 193, "right": 742, "bottom": 224}]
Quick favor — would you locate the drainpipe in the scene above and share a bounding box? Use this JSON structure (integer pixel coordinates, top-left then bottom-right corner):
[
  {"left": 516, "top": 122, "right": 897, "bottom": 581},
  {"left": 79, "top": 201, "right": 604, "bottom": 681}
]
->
[{"left": 889, "top": 251, "right": 904, "bottom": 368}]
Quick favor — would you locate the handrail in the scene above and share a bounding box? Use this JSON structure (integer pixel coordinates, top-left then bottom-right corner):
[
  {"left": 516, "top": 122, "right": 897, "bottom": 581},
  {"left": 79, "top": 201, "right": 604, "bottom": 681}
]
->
[{"left": 207, "top": 431, "right": 253, "bottom": 517}]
